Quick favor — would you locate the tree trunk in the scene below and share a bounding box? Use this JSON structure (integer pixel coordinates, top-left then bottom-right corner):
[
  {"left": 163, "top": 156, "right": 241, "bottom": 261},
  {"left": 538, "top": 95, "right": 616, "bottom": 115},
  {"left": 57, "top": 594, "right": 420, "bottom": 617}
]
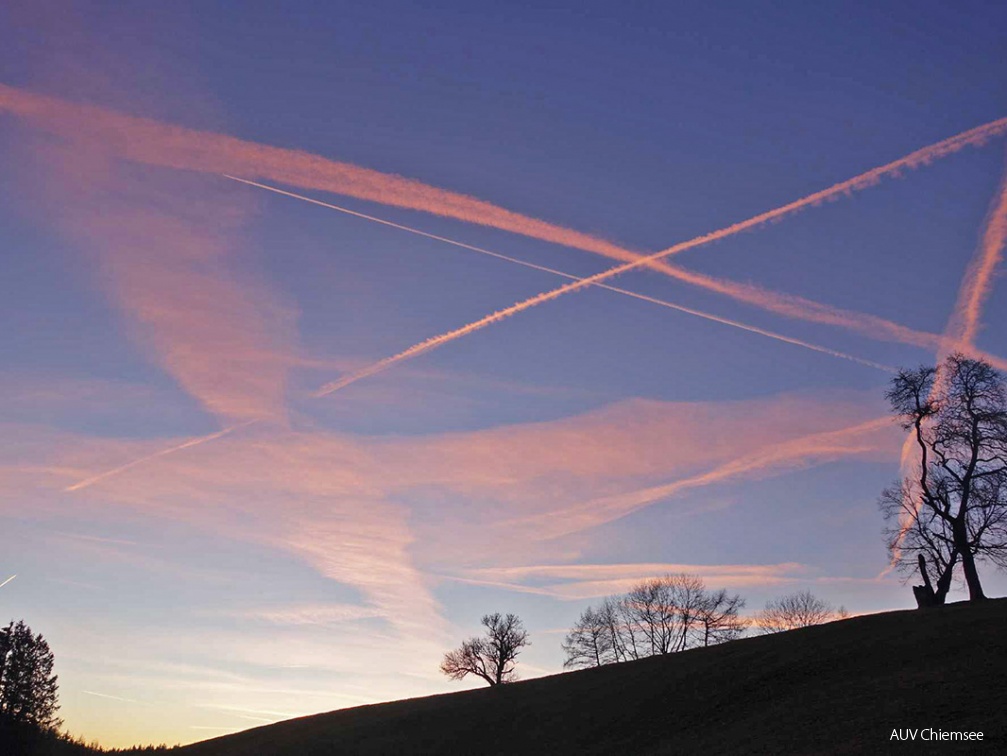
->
[
  {"left": 913, "top": 554, "right": 937, "bottom": 608},
  {"left": 952, "top": 519, "right": 987, "bottom": 601},
  {"left": 958, "top": 545, "right": 987, "bottom": 601}
]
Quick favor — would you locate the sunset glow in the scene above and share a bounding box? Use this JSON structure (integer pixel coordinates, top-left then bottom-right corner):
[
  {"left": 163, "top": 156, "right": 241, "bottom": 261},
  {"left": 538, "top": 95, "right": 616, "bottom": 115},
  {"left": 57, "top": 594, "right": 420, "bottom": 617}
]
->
[{"left": 2, "top": 2, "right": 1006, "bottom": 748}]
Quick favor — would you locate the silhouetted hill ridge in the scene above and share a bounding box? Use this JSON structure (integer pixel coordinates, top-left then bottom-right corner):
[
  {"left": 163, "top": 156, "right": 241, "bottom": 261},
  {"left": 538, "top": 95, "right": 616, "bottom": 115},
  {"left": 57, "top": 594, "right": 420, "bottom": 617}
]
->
[{"left": 177, "top": 599, "right": 1006, "bottom": 755}]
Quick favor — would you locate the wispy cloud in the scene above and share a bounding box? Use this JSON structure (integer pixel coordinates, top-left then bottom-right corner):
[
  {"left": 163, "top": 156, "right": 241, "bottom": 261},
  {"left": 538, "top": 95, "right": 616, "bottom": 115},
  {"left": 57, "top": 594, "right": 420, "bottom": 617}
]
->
[
  {"left": 8, "top": 389, "right": 895, "bottom": 632},
  {"left": 456, "top": 561, "right": 812, "bottom": 600},
  {"left": 4, "top": 98, "right": 298, "bottom": 426},
  {"left": 506, "top": 416, "right": 895, "bottom": 541},
  {"left": 231, "top": 604, "right": 383, "bottom": 626}
]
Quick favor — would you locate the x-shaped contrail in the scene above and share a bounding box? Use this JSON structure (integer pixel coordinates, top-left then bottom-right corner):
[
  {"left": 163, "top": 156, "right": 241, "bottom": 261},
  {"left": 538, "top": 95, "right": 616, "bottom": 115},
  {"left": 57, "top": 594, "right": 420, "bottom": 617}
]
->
[{"left": 63, "top": 117, "right": 1007, "bottom": 491}]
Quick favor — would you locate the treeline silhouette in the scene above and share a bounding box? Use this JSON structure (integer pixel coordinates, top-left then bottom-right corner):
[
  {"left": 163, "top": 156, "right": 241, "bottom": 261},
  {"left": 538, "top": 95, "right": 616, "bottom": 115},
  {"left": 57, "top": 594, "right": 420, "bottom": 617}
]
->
[
  {"left": 562, "top": 573, "right": 747, "bottom": 669},
  {"left": 441, "top": 579, "right": 847, "bottom": 685},
  {"left": 0, "top": 618, "right": 174, "bottom": 756},
  {"left": 0, "top": 727, "right": 175, "bottom": 756}
]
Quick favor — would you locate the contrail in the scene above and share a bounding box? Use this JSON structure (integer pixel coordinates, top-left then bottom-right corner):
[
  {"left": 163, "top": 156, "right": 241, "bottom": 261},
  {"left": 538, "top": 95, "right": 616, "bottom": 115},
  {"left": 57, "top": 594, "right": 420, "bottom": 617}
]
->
[
  {"left": 28, "top": 82, "right": 1000, "bottom": 482},
  {"left": 0, "top": 575, "right": 15, "bottom": 589},
  {"left": 887, "top": 162, "right": 1007, "bottom": 572},
  {"left": 947, "top": 166, "right": 1007, "bottom": 347},
  {"left": 64, "top": 420, "right": 256, "bottom": 492},
  {"left": 315, "top": 136, "right": 1007, "bottom": 397},
  {"left": 2, "top": 85, "right": 1005, "bottom": 348},
  {"left": 81, "top": 690, "right": 140, "bottom": 704},
  {"left": 226, "top": 176, "right": 892, "bottom": 372}
]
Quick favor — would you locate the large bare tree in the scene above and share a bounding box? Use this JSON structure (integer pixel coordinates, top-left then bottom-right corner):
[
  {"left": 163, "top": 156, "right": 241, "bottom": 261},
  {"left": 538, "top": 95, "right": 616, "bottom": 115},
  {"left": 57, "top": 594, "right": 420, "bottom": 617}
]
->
[
  {"left": 562, "top": 574, "right": 746, "bottom": 669},
  {"left": 440, "top": 613, "right": 529, "bottom": 686},
  {"left": 880, "top": 355, "right": 1007, "bottom": 604}
]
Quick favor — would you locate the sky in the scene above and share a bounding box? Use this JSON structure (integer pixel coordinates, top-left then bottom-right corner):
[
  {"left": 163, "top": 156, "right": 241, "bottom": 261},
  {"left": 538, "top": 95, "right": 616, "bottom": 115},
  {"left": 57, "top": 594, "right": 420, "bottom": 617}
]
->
[{"left": 1, "top": 0, "right": 1006, "bottom": 747}]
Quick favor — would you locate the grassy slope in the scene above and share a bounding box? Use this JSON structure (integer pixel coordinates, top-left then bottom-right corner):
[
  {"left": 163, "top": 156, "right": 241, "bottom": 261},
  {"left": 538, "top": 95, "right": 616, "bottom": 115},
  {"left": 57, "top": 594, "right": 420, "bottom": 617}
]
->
[{"left": 178, "top": 599, "right": 1007, "bottom": 755}]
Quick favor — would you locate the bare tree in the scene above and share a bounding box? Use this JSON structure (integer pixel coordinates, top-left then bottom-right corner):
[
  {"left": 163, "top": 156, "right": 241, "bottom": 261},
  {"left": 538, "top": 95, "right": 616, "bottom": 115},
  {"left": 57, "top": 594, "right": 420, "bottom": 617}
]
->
[
  {"left": 0, "top": 620, "right": 60, "bottom": 730},
  {"left": 562, "top": 606, "right": 613, "bottom": 669},
  {"left": 440, "top": 613, "right": 529, "bottom": 686},
  {"left": 695, "top": 588, "right": 748, "bottom": 647},
  {"left": 562, "top": 574, "right": 746, "bottom": 669},
  {"left": 881, "top": 355, "right": 1007, "bottom": 604},
  {"left": 755, "top": 591, "right": 846, "bottom": 633},
  {"left": 623, "top": 577, "right": 682, "bottom": 656}
]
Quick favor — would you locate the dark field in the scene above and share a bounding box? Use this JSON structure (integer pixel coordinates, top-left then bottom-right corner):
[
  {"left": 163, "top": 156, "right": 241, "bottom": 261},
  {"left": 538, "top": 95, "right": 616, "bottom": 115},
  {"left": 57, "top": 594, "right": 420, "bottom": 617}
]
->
[{"left": 173, "top": 599, "right": 1006, "bottom": 755}]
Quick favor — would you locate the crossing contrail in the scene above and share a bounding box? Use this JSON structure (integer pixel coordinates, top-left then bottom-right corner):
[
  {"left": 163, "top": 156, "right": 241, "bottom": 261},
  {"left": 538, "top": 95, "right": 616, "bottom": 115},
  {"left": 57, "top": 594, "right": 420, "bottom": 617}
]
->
[
  {"left": 226, "top": 176, "right": 893, "bottom": 372},
  {"left": 64, "top": 421, "right": 256, "bottom": 492},
  {"left": 887, "top": 164, "right": 1007, "bottom": 569},
  {"left": 2, "top": 85, "right": 1005, "bottom": 349},
  {"left": 27, "top": 79, "right": 1001, "bottom": 484},
  {"left": 314, "top": 137, "right": 1007, "bottom": 397}
]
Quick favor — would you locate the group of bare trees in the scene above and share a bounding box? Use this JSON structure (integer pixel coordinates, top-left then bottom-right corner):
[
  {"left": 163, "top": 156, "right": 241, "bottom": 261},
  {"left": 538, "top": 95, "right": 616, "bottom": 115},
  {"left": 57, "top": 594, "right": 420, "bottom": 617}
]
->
[
  {"left": 561, "top": 574, "right": 747, "bottom": 669},
  {"left": 440, "top": 356, "right": 1007, "bottom": 688},
  {"left": 754, "top": 590, "right": 846, "bottom": 633},
  {"left": 440, "top": 583, "right": 848, "bottom": 685}
]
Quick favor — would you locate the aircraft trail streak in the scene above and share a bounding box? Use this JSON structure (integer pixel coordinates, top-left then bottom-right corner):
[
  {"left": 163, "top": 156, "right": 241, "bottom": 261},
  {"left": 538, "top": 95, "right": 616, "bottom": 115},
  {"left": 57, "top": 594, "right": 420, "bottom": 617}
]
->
[{"left": 225, "top": 176, "right": 893, "bottom": 372}]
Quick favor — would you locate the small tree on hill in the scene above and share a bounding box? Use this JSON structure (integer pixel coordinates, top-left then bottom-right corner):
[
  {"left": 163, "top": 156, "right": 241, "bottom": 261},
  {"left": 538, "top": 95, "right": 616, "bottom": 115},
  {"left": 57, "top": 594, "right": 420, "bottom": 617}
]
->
[
  {"left": 696, "top": 588, "right": 748, "bottom": 647},
  {"left": 440, "top": 613, "right": 529, "bottom": 686},
  {"left": 880, "top": 355, "right": 1007, "bottom": 605},
  {"left": 0, "top": 620, "right": 60, "bottom": 729},
  {"left": 755, "top": 591, "right": 846, "bottom": 633}
]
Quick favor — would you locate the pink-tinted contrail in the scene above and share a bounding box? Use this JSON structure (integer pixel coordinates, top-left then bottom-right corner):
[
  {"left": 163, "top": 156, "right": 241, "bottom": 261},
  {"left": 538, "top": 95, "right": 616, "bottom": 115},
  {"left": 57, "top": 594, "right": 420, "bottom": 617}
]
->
[
  {"left": 887, "top": 162, "right": 1007, "bottom": 571},
  {"left": 226, "top": 176, "right": 892, "bottom": 372},
  {"left": 25, "top": 81, "right": 1000, "bottom": 482},
  {"left": 64, "top": 421, "right": 256, "bottom": 492},
  {"left": 2, "top": 85, "right": 1005, "bottom": 349},
  {"left": 947, "top": 167, "right": 1007, "bottom": 348}
]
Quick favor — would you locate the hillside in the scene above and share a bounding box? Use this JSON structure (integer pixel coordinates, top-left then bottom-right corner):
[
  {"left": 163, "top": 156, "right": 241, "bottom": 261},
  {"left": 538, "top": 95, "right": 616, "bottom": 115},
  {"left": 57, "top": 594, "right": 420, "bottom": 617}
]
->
[{"left": 177, "top": 599, "right": 1007, "bottom": 755}]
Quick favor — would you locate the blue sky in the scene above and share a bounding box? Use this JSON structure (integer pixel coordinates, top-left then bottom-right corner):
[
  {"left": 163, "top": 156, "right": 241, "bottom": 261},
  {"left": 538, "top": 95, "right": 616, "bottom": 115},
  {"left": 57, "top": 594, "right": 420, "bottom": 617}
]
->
[{"left": 1, "top": 0, "right": 1006, "bottom": 746}]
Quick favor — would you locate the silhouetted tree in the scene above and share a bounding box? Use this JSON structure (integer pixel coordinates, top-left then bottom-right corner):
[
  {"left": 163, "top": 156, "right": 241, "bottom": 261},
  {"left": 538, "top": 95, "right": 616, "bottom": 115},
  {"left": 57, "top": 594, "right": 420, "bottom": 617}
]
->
[
  {"left": 755, "top": 591, "right": 845, "bottom": 633},
  {"left": 440, "top": 613, "right": 529, "bottom": 686},
  {"left": 880, "top": 355, "right": 1007, "bottom": 604},
  {"left": 561, "top": 606, "right": 613, "bottom": 669},
  {"left": 563, "top": 574, "right": 746, "bottom": 669},
  {"left": 0, "top": 620, "right": 60, "bottom": 731},
  {"left": 695, "top": 588, "right": 748, "bottom": 647}
]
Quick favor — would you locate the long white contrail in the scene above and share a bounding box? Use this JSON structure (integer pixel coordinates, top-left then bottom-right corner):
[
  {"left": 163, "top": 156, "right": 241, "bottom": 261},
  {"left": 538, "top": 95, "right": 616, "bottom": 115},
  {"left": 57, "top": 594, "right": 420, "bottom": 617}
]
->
[
  {"left": 0, "top": 575, "right": 15, "bottom": 589},
  {"left": 64, "top": 421, "right": 256, "bottom": 492},
  {"left": 226, "top": 176, "right": 892, "bottom": 372},
  {"left": 314, "top": 132, "right": 1007, "bottom": 397},
  {"left": 4, "top": 84, "right": 1004, "bottom": 347}
]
